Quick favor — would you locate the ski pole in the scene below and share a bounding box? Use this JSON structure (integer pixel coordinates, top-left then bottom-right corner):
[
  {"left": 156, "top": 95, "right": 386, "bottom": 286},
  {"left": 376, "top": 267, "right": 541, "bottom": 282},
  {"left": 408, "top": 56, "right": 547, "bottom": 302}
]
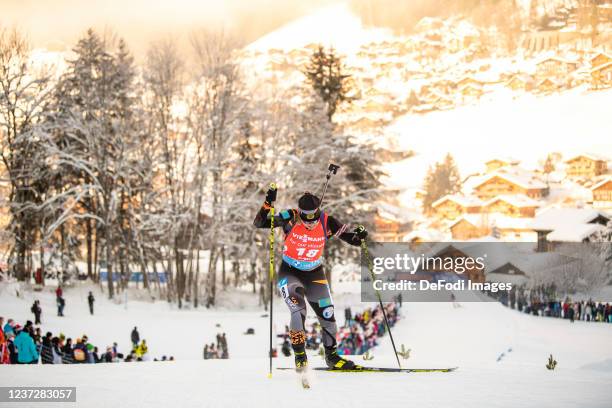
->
[
  {"left": 267, "top": 183, "right": 277, "bottom": 379},
  {"left": 319, "top": 163, "right": 339, "bottom": 208},
  {"left": 360, "top": 236, "right": 402, "bottom": 369}
]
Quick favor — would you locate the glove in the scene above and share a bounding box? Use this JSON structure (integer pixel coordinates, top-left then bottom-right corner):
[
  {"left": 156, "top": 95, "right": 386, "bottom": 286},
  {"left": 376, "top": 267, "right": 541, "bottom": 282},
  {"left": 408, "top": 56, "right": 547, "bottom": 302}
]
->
[
  {"left": 265, "top": 183, "right": 277, "bottom": 204},
  {"left": 354, "top": 225, "right": 368, "bottom": 240}
]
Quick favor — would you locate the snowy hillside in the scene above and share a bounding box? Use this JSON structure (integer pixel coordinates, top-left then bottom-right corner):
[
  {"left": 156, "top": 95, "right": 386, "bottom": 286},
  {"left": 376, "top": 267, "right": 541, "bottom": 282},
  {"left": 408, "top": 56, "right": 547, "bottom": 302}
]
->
[
  {"left": 1, "top": 284, "right": 612, "bottom": 407},
  {"left": 246, "top": 2, "right": 394, "bottom": 55}
]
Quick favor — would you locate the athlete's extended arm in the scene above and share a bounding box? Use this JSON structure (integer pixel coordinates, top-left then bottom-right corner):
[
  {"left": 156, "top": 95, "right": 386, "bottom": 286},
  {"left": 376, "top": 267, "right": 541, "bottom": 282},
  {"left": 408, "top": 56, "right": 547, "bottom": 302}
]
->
[{"left": 327, "top": 216, "right": 368, "bottom": 246}]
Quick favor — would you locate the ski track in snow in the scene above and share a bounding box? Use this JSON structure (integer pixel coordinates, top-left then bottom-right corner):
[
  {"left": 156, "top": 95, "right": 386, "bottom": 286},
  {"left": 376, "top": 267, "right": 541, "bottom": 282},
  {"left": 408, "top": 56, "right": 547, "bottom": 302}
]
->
[{"left": 1, "top": 284, "right": 612, "bottom": 407}]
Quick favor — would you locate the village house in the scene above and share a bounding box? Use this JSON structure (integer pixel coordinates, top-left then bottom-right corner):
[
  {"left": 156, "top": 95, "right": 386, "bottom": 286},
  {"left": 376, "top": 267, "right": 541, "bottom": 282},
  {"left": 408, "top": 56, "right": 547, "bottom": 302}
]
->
[
  {"left": 565, "top": 154, "right": 608, "bottom": 178},
  {"left": 485, "top": 157, "right": 520, "bottom": 173},
  {"left": 373, "top": 205, "right": 412, "bottom": 242},
  {"left": 472, "top": 168, "right": 549, "bottom": 200},
  {"left": 590, "top": 61, "right": 612, "bottom": 89},
  {"left": 449, "top": 214, "right": 536, "bottom": 242},
  {"left": 431, "top": 195, "right": 482, "bottom": 220},
  {"left": 535, "top": 56, "right": 579, "bottom": 78},
  {"left": 590, "top": 52, "right": 612, "bottom": 69},
  {"left": 458, "top": 83, "right": 484, "bottom": 99},
  {"left": 591, "top": 178, "right": 612, "bottom": 209},
  {"left": 505, "top": 74, "right": 533, "bottom": 91},
  {"left": 483, "top": 194, "right": 540, "bottom": 218},
  {"left": 530, "top": 208, "right": 610, "bottom": 251},
  {"left": 536, "top": 77, "right": 562, "bottom": 93}
]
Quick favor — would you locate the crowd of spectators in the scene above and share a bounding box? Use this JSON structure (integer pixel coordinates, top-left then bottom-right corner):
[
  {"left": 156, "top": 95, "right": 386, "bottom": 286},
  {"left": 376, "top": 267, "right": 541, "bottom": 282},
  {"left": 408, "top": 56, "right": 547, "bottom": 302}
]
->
[
  {"left": 490, "top": 286, "right": 612, "bottom": 323},
  {"left": 278, "top": 302, "right": 401, "bottom": 357},
  {"left": 336, "top": 302, "right": 400, "bottom": 355},
  {"left": 0, "top": 316, "right": 175, "bottom": 364},
  {"left": 203, "top": 333, "right": 229, "bottom": 359}
]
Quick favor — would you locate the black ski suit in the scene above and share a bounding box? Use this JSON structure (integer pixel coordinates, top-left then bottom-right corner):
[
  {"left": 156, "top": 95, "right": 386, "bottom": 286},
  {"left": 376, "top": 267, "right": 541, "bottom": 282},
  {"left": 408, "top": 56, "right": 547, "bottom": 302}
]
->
[{"left": 253, "top": 203, "right": 361, "bottom": 351}]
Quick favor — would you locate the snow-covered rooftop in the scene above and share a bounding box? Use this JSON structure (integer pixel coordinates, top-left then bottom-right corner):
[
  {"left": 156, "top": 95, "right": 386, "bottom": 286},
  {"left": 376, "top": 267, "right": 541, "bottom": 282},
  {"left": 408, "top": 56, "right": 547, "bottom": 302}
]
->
[
  {"left": 530, "top": 208, "right": 609, "bottom": 231},
  {"left": 484, "top": 194, "right": 541, "bottom": 208},
  {"left": 546, "top": 223, "right": 605, "bottom": 242},
  {"left": 432, "top": 194, "right": 483, "bottom": 208},
  {"left": 474, "top": 166, "right": 548, "bottom": 190}
]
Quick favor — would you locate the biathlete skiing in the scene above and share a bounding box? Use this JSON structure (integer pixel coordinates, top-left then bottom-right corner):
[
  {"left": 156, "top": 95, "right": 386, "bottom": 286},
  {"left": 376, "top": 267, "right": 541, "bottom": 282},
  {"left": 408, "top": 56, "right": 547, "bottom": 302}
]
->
[{"left": 253, "top": 182, "right": 368, "bottom": 372}]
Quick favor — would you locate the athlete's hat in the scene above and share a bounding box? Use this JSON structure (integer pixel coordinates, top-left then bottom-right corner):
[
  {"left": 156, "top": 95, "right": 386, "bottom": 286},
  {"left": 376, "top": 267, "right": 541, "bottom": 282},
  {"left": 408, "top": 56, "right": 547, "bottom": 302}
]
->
[{"left": 298, "top": 192, "right": 321, "bottom": 223}]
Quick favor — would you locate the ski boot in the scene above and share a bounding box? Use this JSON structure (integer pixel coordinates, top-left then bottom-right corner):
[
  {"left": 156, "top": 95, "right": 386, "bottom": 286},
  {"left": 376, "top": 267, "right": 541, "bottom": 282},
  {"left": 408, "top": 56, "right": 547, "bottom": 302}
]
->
[
  {"left": 294, "top": 350, "right": 308, "bottom": 373},
  {"left": 324, "top": 346, "right": 362, "bottom": 370}
]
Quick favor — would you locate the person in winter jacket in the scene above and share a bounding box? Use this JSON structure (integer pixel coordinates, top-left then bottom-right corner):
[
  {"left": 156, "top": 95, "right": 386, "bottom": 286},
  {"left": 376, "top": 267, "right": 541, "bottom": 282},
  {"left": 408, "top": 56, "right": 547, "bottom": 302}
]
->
[
  {"left": 14, "top": 329, "right": 39, "bottom": 364},
  {"left": 87, "top": 292, "right": 95, "bottom": 315},
  {"left": 57, "top": 296, "right": 65, "bottom": 317},
  {"left": 40, "top": 332, "right": 54, "bottom": 364},
  {"left": 72, "top": 338, "right": 88, "bottom": 363},
  {"left": 3, "top": 318, "right": 15, "bottom": 337},
  {"left": 135, "top": 340, "right": 148, "bottom": 358},
  {"left": 62, "top": 338, "right": 74, "bottom": 364},
  {"left": 7, "top": 335, "right": 18, "bottom": 364},
  {"left": 51, "top": 337, "right": 63, "bottom": 364},
  {"left": 131, "top": 327, "right": 140, "bottom": 347},
  {"left": 0, "top": 317, "right": 10, "bottom": 364},
  {"left": 31, "top": 300, "right": 42, "bottom": 325}
]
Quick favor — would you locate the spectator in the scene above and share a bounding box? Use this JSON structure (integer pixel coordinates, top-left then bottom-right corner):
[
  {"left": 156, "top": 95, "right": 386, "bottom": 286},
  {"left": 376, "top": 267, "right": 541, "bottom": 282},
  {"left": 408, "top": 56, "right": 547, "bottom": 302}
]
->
[
  {"left": 131, "top": 327, "right": 140, "bottom": 347},
  {"left": 14, "top": 328, "right": 39, "bottom": 364},
  {"left": 135, "top": 340, "right": 148, "bottom": 359},
  {"left": 73, "top": 338, "right": 88, "bottom": 363},
  {"left": 92, "top": 347, "right": 101, "bottom": 363},
  {"left": 62, "top": 338, "right": 74, "bottom": 364},
  {"left": 87, "top": 292, "right": 95, "bottom": 315},
  {"left": 0, "top": 317, "right": 9, "bottom": 364},
  {"left": 40, "top": 332, "right": 54, "bottom": 364},
  {"left": 31, "top": 300, "right": 42, "bottom": 325},
  {"left": 3, "top": 318, "right": 15, "bottom": 337},
  {"left": 51, "top": 337, "right": 63, "bottom": 364},
  {"left": 7, "top": 333, "right": 18, "bottom": 364},
  {"left": 103, "top": 347, "right": 114, "bottom": 363},
  {"left": 57, "top": 296, "right": 65, "bottom": 317}
]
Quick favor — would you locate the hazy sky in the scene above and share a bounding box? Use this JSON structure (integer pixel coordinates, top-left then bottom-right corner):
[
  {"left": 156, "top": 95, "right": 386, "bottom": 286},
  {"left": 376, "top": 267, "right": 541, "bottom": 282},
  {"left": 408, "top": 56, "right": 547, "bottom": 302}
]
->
[{"left": 0, "top": 0, "right": 340, "bottom": 56}]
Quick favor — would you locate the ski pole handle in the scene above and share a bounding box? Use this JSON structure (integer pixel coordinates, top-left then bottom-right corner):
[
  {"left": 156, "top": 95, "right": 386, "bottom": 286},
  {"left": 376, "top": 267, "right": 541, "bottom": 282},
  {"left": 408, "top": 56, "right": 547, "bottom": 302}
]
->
[{"left": 266, "top": 183, "right": 277, "bottom": 204}]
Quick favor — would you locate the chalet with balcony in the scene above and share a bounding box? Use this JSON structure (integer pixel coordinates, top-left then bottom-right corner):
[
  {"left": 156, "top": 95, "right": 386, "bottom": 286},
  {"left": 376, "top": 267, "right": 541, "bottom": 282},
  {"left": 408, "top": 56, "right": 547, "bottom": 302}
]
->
[
  {"left": 431, "top": 195, "right": 482, "bottom": 220},
  {"left": 565, "top": 154, "right": 608, "bottom": 178},
  {"left": 535, "top": 56, "right": 579, "bottom": 77},
  {"left": 591, "top": 178, "right": 612, "bottom": 209},
  {"left": 483, "top": 194, "right": 540, "bottom": 218},
  {"left": 472, "top": 168, "right": 549, "bottom": 200}
]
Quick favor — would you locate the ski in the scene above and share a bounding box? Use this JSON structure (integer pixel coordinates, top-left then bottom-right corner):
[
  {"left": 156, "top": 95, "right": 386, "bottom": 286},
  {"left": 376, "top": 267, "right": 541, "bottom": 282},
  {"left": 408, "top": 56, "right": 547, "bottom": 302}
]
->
[
  {"left": 278, "top": 367, "right": 457, "bottom": 373},
  {"left": 301, "top": 375, "right": 311, "bottom": 389}
]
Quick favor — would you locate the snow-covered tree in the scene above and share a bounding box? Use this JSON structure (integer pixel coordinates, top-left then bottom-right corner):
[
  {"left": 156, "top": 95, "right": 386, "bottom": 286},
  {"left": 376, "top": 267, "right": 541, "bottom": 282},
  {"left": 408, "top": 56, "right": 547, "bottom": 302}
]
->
[
  {"left": 0, "top": 28, "right": 53, "bottom": 280},
  {"left": 422, "top": 153, "right": 461, "bottom": 214}
]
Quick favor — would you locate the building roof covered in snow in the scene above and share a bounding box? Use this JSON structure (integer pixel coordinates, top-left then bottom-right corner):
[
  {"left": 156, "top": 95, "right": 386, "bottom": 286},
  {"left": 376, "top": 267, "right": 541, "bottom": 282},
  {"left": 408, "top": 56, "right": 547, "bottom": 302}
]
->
[
  {"left": 484, "top": 194, "right": 541, "bottom": 208},
  {"left": 530, "top": 208, "right": 609, "bottom": 231},
  {"left": 546, "top": 223, "right": 605, "bottom": 242},
  {"left": 473, "top": 166, "right": 548, "bottom": 190},
  {"left": 432, "top": 194, "right": 483, "bottom": 209}
]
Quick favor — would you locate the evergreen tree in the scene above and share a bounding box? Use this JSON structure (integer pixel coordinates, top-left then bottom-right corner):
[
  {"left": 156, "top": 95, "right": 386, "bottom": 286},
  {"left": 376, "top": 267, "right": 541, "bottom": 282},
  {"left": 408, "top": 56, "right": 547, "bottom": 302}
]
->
[
  {"left": 304, "top": 45, "right": 353, "bottom": 122},
  {"left": 422, "top": 154, "right": 461, "bottom": 214}
]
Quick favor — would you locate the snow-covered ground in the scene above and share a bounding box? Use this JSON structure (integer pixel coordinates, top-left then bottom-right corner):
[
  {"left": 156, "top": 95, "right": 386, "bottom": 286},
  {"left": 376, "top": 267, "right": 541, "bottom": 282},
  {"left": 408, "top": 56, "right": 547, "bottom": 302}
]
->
[{"left": 1, "top": 282, "right": 612, "bottom": 408}]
